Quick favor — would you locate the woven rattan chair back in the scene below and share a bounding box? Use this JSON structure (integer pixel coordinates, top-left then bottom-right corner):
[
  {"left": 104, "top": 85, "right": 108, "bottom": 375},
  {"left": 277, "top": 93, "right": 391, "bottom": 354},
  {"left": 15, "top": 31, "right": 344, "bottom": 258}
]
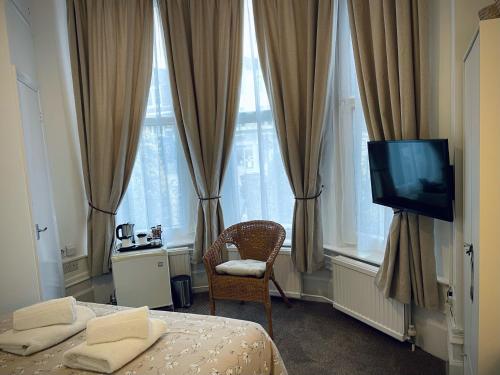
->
[{"left": 221, "top": 220, "right": 286, "bottom": 262}]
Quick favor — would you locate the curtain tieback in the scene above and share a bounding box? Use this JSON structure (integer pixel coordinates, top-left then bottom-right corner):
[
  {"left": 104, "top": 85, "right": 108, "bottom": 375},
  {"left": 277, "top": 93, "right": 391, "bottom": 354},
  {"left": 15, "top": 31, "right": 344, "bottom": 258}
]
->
[
  {"left": 198, "top": 195, "right": 221, "bottom": 201},
  {"left": 88, "top": 201, "right": 117, "bottom": 216},
  {"left": 295, "top": 185, "right": 324, "bottom": 200}
]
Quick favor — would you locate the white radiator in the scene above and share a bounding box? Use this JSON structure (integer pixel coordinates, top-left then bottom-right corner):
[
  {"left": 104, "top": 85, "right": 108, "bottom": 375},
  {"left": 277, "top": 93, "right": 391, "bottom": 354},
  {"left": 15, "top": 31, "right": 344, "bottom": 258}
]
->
[
  {"left": 332, "top": 255, "right": 409, "bottom": 341},
  {"left": 227, "top": 247, "right": 302, "bottom": 299},
  {"left": 167, "top": 247, "right": 192, "bottom": 278}
]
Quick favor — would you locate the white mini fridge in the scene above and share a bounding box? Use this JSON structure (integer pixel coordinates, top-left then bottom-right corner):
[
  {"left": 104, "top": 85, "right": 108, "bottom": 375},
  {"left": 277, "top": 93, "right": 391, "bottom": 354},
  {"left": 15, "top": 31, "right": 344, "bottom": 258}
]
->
[{"left": 111, "top": 248, "right": 173, "bottom": 309}]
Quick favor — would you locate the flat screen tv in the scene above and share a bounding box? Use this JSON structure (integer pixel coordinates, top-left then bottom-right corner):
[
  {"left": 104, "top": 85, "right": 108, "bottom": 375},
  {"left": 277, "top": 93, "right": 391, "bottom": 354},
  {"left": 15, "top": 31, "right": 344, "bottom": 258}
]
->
[{"left": 367, "top": 139, "right": 454, "bottom": 222}]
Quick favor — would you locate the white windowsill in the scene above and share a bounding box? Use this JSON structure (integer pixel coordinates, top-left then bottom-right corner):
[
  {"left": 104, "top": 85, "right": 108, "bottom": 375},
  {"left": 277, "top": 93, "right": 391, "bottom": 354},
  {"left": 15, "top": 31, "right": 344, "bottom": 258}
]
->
[
  {"left": 324, "top": 245, "right": 385, "bottom": 267},
  {"left": 324, "top": 244, "right": 450, "bottom": 286}
]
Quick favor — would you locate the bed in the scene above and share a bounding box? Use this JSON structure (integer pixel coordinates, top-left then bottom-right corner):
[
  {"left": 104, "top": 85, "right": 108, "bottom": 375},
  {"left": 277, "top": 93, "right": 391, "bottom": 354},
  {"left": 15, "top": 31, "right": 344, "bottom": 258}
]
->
[{"left": 0, "top": 302, "right": 287, "bottom": 375}]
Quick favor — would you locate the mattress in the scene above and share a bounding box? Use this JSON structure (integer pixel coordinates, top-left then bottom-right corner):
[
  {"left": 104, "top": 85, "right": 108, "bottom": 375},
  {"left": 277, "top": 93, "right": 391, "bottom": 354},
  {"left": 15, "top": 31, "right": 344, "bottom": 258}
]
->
[{"left": 0, "top": 302, "right": 287, "bottom": 375}]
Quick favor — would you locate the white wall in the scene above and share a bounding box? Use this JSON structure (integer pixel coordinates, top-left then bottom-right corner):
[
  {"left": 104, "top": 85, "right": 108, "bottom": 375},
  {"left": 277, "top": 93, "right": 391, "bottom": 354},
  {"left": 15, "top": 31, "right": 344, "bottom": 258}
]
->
[
  {"left": 29, "top": 0, "right": 87, "bottom": 258},
  {"left": 0, "top": 0, "right": 41, "bottom": 314}
]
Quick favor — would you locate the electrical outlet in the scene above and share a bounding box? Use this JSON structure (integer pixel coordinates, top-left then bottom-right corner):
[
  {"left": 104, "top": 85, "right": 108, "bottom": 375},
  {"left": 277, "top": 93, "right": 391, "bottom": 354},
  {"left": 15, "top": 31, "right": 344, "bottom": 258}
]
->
[
  {"left": 63, "top": 260, "right": 79, "bottom": 274},
  {"left": 446, "top": 286, "right": 455, "bottom": 303},
  {"left": 65, "top": 245, "right": 77, "bottom": 257}
]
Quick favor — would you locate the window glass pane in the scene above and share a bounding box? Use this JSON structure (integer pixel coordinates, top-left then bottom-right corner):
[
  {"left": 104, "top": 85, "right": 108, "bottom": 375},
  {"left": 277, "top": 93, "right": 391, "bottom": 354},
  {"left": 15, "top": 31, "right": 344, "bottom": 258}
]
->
[
  {"left": 322, "top": 0, "right": 392, "bottom": 256},
  {"left": 222, "top": 0, "right": 294, "bottom": 243},
  {"left": 117, "top": 7, "right": 196, "bottom": 245}
]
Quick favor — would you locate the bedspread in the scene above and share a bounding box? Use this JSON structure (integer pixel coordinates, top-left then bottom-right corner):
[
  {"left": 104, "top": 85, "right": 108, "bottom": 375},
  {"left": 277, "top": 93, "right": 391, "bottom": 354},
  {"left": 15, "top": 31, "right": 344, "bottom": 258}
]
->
[{"left": 0, "top": 302, "right": 287, "bottom": 375}]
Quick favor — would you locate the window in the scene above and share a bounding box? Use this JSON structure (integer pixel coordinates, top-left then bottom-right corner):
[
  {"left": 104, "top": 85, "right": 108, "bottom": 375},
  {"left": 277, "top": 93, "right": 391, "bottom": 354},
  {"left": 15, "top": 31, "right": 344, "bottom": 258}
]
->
[
  {"left": 221, "top": 0, "right": 295, "bottom": 243},
  {"left": 117, "top": 8, "right": 196, "bottom": 245},
  {"left": 118, "top": 0, "right": 390, "bottom": 253},
  {"left": 321, "top": 0, "right": 392, "bottom": 259}
]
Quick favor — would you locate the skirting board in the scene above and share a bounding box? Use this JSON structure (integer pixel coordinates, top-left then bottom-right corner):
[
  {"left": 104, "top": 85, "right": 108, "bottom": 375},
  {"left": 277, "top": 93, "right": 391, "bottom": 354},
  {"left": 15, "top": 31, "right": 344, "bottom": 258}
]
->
[
  {"left": 447, "top": 309, "right": 464, "bottom": 375},
  {"left": 300, "top": 293, "right": 333, "bottom": 304},
  {"left": 193, "top": 285, "right": 209, "bottom": 294}
]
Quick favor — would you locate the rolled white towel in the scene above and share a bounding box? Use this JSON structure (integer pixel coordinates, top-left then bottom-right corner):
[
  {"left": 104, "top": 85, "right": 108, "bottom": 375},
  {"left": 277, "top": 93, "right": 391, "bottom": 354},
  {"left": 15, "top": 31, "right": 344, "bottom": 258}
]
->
[
  {"left": 63, "top": 318, "right": 167, "bottom": 374},
  {"left": 0, "top": 305, "right": 95, "bottom": 356},
  {"left": 13, "top": 296, "right": 77, "bottom": 331},
  {"left": 86, "top": 306, "right": 150, "bottom": 345}
]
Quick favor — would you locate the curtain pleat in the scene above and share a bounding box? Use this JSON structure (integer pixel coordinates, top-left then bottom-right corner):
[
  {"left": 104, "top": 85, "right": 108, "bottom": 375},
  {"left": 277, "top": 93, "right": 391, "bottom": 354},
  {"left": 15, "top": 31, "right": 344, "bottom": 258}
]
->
[
  {"left": 348, "top": 0, "right": 439, "bottom": 309},
  {"left": 157, "top": 0, "right": 243, "bottom": 263},
  {"left": 253, "top": 0, "right": 337, "bottom": 272},
  {"left": 67, "top": 0, "right": 154, "bottom": 276}
]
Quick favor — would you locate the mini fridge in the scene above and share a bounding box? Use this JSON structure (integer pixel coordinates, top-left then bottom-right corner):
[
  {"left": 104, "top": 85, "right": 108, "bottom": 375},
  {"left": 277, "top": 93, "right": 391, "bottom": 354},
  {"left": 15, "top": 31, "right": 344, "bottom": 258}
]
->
[{"left": 111, "top": 248, "right": 173, "bottom": 308}]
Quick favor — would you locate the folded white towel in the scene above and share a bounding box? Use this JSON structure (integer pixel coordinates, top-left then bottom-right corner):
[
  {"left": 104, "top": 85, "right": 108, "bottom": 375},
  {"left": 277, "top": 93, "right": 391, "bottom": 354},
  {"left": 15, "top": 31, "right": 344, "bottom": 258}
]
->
[
  {"left": 0, "top": 305, "right": 95, "bottom": 356},
  {"left": 216, "top": 259, "right": 267, "bottom": 278},
  {"left": 13, "top": 296, "right": 77, "bottom": 331},
  {"left": 63, "top": 318, "right": 167, "bottom": 374},
  {"left": 86, "top": 306, "right": 150, "bottom": 345}
]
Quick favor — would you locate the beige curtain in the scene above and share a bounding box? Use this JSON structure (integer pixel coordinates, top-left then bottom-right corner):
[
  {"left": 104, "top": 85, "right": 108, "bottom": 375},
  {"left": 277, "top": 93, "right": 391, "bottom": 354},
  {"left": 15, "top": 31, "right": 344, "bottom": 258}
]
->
[
  {"left": 157, "top": 0, "right": 243, "bottom": 263},
  {"left": 253, "top": 0, "right": 336, "bottom": 272},
  {"left": 348, "top": 0, "right": 439, "bottom": 308},
  {"left": 67, "top": 0, "right": 154, "bottom": 276}
]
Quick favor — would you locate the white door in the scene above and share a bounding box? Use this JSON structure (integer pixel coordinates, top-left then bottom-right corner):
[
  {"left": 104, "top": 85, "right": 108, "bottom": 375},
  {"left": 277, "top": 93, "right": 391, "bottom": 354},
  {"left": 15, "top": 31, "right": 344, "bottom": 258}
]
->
[
  {"left": 463, "top": 33, "right": 479, "bottom": 375},
  {"left": 17, "top": 76, "right": 64, "bottom": 300}
]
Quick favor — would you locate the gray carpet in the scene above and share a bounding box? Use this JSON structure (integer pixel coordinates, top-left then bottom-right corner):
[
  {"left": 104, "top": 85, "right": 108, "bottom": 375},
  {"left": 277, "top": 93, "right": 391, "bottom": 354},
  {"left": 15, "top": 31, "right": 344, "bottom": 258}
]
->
[{"left": 174, "top": 293, "right": 446, "bottom": 375}]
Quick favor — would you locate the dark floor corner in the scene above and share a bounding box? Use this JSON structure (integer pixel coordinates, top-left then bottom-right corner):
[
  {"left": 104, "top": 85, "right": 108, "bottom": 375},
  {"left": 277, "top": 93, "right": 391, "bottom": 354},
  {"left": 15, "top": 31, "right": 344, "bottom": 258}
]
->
[{"left": 174, "top": 293, "right": 446, "bottom": 375}]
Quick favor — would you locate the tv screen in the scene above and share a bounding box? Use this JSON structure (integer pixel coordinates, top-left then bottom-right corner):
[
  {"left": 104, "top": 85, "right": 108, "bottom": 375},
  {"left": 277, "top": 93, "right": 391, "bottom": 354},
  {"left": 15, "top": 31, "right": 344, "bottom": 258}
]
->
[{"left": 367, "top": 139, "right": 454, "bottom": 222}]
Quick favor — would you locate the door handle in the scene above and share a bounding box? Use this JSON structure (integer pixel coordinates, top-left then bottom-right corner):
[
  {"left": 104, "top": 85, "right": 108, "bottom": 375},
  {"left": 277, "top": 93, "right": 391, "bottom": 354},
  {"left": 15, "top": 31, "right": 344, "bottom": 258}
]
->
[
  {"left": 36, "top": 224, "right": 47, "bottom": 240},
  {"left": 464, "top": 242, "right": 473, "bottom": 256},
  {"left": 464, "top": 242, "right": 474, "bottom": 301}
]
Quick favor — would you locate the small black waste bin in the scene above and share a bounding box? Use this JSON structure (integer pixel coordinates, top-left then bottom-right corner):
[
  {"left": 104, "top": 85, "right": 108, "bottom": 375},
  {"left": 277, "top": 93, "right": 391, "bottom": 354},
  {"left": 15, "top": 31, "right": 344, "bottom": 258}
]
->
[{"left": 171, "top": 275, "right": 192, "bottom": 308}]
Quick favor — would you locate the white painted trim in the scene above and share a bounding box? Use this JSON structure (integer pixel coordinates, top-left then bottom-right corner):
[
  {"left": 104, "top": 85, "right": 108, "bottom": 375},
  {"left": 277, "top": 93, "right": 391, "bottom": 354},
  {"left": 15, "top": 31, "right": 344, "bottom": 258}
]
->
[
  {"left": 65, "top": 271, "right": 90, "bottom": 288},
  {"left": 8, "top": 0, "right": 30, "bottom": 28},
  {"left": 300, "top": 293, "right": 333, "bottom": 304},
  {"left": 464, "top": 28, "right": 480, "bottom": 62},
  {"left": 62, "top": 254, "right": 87, "bottom": 264},
  {"left": 192, "top": 285, "right": 209, "bottom": 294},
  {"left": 269, "top": 290, "right": 301, "bottom": 300},
  {"left": 166, "top": 246, "right": 191, "bottom": 255},
  {"left": 447, "top": 306, "right": 465, "bottom": 375}
]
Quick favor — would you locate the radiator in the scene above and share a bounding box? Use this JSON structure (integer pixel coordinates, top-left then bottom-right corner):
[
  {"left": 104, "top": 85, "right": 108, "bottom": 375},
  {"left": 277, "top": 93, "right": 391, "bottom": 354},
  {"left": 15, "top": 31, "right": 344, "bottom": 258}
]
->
[
  {"left": 167, "top": 247, "right": 192, "bottom": 278},
  {"left": 331, "top": 255, "right": 409, "bottom": 341},
  {"left": 227, "top": 247, "right": 302, "bottom": 299}
]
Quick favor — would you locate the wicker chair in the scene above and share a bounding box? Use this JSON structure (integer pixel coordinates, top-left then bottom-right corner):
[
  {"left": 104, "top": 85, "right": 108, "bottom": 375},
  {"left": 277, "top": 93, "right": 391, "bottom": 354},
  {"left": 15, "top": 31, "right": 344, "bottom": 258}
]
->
[{"left": 203, "top": 220, "right": 291, "bottom": 338}]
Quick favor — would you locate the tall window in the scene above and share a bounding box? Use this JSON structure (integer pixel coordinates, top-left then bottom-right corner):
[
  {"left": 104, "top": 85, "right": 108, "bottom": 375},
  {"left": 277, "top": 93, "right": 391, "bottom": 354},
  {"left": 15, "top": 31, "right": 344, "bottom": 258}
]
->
[
  {"left": 221, "top": 0, "right": 294, "bottom": 243},
  {"left": 118, "top": 0, "right": 391, "bottom": 253},
  {"left": 117, "top": 8, "right": 196, "bottom": 245},
  {"left": 322, "top": 0, "right": 392, "bottom": 258}
]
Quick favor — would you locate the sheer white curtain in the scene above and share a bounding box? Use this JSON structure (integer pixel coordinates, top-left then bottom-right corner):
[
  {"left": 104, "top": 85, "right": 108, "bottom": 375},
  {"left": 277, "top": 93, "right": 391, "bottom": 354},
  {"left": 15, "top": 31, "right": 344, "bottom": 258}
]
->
[
  {"left": 322, "top": 0, "right": 392, "bottom": 257},
  {"left": 221, "top": 0, "right": 294, "bottom": 243},
  {"left": 117, "top": 7, "right": 196, "bottom": 245}
]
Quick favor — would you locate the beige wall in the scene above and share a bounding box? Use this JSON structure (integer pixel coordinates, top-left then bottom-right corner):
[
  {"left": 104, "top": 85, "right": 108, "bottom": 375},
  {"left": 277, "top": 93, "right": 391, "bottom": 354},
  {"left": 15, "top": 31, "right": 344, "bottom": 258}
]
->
[
  {"left": 429, "top": 0, "right": 453, "bottom": 286},
  {"left": 30, "top": 0, "right": 87, "bottom": 258},
  {"left": 428, "top": 0, "right": 490, "bottom": 323},
  {"left": 428, "top": 0, "right": 493, "bottom": 373},
  {"left": 478, "top": 18, "right": 500, "bottom": 375}
]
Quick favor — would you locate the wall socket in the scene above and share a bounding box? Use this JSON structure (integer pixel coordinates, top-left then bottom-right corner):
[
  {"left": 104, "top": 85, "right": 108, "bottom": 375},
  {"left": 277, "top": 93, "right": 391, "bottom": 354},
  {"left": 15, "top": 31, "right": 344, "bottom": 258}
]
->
[
  {"left": 65, "top": 245, "right": 77, "bottom": 257},
  {"left": 63, "top": 260, "right": 79, "bottom": 274}
]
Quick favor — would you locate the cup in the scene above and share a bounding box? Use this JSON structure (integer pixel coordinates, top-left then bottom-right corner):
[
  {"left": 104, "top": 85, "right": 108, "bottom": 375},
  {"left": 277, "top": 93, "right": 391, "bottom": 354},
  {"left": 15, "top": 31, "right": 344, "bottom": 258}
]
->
[
  {"left": 121, "top": 238, "right": 133, "bottom": 248},
  {"left": 137, "top": 233, "right": 148, "bottom": 245}
]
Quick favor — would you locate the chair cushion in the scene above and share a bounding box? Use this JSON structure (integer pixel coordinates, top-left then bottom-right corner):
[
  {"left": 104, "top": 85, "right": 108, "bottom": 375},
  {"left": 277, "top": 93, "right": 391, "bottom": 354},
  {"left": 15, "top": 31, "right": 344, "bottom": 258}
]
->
[{"left": 215, "top": 259, "right": 267, "bottom": 278}]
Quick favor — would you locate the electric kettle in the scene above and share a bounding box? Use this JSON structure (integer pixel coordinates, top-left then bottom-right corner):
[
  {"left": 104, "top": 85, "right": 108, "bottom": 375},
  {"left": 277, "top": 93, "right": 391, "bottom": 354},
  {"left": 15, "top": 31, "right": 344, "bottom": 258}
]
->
[{"left": 116, "top": 223, "right": 135, "bottom": 241}]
